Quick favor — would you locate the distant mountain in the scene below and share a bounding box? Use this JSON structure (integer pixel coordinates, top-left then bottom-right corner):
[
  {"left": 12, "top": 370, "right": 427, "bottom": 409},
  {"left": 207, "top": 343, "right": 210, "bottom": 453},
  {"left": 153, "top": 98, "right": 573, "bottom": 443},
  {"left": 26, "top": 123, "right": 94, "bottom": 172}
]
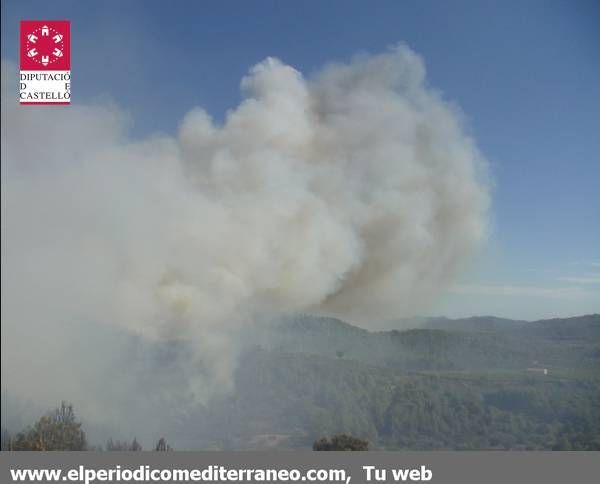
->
[
  {"left": 522, "top": 314, "right": 600, "bottom": 339},
  {"left": 256, "top": 314, "right": 600, "bottom": 371},
  {"left": 185, "top": 313, "right": 600, "bottom": 450},
  {"left": 387, "top": 314, "right": 600, "bottom": 335},
  {"left": 420, "top": 315, "right": 528, "bottom": 332}
]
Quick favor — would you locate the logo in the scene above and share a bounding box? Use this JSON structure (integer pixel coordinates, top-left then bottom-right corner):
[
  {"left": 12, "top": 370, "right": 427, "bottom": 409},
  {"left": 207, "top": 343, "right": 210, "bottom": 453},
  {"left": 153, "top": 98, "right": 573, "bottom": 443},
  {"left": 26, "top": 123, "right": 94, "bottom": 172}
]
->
[{"left": 20, "top": 20, "right": 71, "bottom": 105}]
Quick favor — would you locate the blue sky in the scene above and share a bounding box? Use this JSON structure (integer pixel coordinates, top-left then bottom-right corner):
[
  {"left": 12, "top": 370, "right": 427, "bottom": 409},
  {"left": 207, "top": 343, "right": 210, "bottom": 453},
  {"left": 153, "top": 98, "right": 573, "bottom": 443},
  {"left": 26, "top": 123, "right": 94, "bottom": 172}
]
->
[{"left": 2, "top": 0, "right": 599, "bottom": 319}]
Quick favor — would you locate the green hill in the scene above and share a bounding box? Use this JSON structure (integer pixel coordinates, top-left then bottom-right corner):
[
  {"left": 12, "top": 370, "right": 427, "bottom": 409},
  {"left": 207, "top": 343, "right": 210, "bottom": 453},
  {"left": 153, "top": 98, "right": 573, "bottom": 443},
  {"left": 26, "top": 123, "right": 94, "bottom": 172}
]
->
[
  {"left": 181, "top": 314, "right": 600, "bottom": 450},
  {"left": 3, "top": 314, "right": 599, "bottom": 450}
]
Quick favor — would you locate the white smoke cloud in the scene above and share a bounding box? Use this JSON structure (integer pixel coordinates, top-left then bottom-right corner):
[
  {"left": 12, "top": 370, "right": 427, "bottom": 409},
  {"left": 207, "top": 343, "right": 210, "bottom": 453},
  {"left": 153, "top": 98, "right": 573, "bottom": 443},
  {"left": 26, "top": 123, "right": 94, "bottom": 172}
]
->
[{"left": 1, "top": 44, "right": 488, "bottom": 419}]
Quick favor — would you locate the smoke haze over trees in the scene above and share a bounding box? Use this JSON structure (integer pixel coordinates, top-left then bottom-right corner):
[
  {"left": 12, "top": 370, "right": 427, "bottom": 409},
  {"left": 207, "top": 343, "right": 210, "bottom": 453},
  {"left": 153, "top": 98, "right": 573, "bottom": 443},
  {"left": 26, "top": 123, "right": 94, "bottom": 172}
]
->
[
  {"left": 2, "top": 314, "right": 599, "bottom": 450},
  {"left": 2, "top": 44, "right": 488, "bottom": 423},
  {"left": 2, "top": 43, "right": 597, "bottom": 452}
]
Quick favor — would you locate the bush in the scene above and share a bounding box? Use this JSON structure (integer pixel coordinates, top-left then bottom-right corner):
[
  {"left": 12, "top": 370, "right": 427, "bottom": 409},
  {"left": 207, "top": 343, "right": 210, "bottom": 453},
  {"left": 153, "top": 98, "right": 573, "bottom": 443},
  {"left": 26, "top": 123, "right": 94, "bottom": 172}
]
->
[
  {"left": 11, "top": 402, "right": 86, "bottom": 451},
  {"left": 313, "top": 434, "right": 369, "bottom": 451}
]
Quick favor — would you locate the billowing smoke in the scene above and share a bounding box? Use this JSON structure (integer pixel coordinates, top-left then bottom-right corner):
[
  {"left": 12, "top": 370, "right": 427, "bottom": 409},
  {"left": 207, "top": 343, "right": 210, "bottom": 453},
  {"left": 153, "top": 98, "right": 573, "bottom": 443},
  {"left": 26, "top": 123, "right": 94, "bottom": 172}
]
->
[{"left": 1, "top": 45, "right": 488, "bottom": 437}]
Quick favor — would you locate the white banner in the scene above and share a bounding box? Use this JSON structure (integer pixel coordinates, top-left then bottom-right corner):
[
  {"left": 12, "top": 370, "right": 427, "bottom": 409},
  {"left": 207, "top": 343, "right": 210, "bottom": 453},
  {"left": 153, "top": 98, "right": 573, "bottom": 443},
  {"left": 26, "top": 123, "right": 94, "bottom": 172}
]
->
[{"left": 19, "top": 70, "right": 71, "bottom": 104}]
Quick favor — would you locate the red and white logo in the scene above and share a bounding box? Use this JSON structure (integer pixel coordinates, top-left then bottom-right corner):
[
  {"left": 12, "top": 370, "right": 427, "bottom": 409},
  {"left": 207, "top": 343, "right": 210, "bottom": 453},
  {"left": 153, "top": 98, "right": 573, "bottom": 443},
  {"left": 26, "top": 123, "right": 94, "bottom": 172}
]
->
[{"left": 20, "top": 20, "right": 71, "bottom": 104}]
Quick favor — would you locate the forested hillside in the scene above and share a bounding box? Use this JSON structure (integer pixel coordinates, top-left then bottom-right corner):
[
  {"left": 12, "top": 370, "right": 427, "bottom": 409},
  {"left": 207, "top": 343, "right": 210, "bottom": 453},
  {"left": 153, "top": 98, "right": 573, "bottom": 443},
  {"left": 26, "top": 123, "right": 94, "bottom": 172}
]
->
[
  {"left": 257, "top": 313, "right": 600, "bottom": 371},
  {"left": 3, "top": 314, "right": 599, "bottom": 450},
  {"left": 181, "top": 314, "right": 600, "bottom": 450}
]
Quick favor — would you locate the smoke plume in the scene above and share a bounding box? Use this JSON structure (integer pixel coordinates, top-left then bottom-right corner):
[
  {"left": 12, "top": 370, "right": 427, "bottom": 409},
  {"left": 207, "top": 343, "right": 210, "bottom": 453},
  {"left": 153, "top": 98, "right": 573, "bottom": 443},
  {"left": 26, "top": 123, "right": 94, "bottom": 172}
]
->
[{"left": 1, "top": 45, "right": 488, "bottom": 434}]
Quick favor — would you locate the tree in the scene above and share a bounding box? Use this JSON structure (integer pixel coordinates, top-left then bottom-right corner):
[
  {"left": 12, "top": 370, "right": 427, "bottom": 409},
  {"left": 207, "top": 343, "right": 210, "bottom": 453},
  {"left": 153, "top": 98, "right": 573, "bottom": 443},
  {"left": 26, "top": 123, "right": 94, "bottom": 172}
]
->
[
  {"left": 313, "top": 434, "right": 369, "bottom": 451},
  {"left": 106, "top": 438, "right": 123, "bottom": 451},
  {"left": 129, "top": 438, "right": 142, "bottom": 451},
  {"left": 12, "top": 402, "right": 86, "bottom": 451},
  {"left": 1, "top": 428, "right": 12, "bottom": 451},
  {"left": 155, "top": 437, "right": 172, "bottom": 451},
  {"left": 106, "top": 437, "right": 142, "bottom": 451}
]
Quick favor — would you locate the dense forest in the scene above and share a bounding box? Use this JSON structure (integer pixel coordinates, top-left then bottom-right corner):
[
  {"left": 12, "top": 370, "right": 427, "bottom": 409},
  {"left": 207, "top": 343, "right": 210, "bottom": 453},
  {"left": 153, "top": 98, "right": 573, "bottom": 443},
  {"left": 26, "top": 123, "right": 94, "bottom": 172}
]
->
[{"left": 2, "top": 314, "right": 600, "bottom": 450}]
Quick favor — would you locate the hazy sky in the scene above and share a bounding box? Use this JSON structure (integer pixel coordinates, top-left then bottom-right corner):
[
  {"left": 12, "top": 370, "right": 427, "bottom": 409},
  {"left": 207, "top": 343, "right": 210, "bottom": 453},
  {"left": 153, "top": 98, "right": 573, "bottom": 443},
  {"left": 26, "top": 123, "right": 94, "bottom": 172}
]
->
[{"left": 2, "top": 0, "right": 599, "bottom": 320}]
